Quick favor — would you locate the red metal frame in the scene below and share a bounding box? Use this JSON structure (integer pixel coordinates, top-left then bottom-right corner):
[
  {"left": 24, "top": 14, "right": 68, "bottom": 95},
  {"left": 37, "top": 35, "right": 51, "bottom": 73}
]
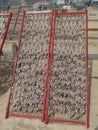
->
[
  {"left": 18, "top": 11, "right": 26, "bottom": 49},
  {"left": 5, "top": 10, "right": 89, "bottom": 128},
  {"left": 44, "top": 9, "right": 57, "bottom": 124},
  {"left": 42, "top": 10, "right": 53, "bottom": 122},
  {"left": 5, "top": 11, "right": 52, "bottom": 121},
  {"left": 5, "top": 11, "right": 42, "bottom": 120},
  {"left": 44, "top": 10, "right": 89, "bottom": 128},
  {"left": 26, "top": 11, "right": 52, "bottom": 15},
  {"left": 56, "top": 11, "right": 87, "bottom": 17},
  {"left": 0, "top": 12, "right": 12, "bottom": 54},
  {"left": 5, "top": 11, "right": 26, "bottom": 119}
]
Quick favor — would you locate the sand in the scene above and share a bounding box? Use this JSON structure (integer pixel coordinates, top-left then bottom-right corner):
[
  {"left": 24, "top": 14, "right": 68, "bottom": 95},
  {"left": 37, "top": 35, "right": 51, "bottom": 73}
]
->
[{"left": 0, "top": 83, "right": 98, "bottom": 130}]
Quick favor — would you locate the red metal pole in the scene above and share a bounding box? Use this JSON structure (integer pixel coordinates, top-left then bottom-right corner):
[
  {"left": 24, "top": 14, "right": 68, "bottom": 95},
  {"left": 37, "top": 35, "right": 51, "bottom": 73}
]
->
[
  {"left": 0, "top": 12, "right": 12, "bottom": 54},
  {"left": 44, "top": 9, "right": 57, "bottom": 124},
  {"left": 18, "top": 11, "right": 26, "bottom": 49},
  {"left": 5, "top": 11, "right": 26, "bottom": 119},
  {"left": 42, "top": 11, "right": 52, "bottom": 122},
  {"left": 85, "top": 10, "right": 89, "bottom": 129}
]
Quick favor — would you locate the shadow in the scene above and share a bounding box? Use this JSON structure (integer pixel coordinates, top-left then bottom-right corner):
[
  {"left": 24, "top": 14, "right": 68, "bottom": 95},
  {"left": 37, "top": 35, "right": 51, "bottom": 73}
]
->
[{"left": 0, "top": 57, "right": 14, "bottom": 96}]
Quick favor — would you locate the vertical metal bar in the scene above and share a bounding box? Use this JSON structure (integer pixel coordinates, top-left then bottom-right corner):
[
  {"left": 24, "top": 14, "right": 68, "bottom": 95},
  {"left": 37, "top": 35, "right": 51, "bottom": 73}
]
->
[
  {"left": 85, "top": 10, "right": 90, "bottom": 128},
  {"left": 0, "top": 12, "right": 12, "bottom": 54},
  {"left": 42, "top": 11, "right": 53, "bottom": 122},
  {"left": 44, "top": 9, "right": 57, "bottom": 124},
  {"left": 18, "top": 11, "right": 25, "bottom": 49},
  {"left": 5, "top": 11, "right": 26, "bottom": 119}
]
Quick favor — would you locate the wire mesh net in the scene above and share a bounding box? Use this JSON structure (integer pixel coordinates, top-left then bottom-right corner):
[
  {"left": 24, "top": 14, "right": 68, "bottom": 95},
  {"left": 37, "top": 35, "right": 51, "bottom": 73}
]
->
[
  {"left": 9, "top": 12, "right": 52, "bottom": 116},
  {"left": 6, "top": 10, "right": 89, "bottom": 126},
  {"left": 48, "top": 13, "right": 87, "bottom": 121}
]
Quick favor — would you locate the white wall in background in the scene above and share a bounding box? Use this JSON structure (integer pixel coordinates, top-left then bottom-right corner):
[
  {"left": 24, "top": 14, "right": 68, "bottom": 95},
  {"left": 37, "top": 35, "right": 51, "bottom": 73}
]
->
[{"left": 56, "top": 0, "right": 65, "bottom": 5}]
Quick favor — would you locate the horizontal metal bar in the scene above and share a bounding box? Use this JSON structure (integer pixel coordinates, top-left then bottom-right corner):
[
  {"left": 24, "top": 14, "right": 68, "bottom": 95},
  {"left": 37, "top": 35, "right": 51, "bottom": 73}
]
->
[
  {"left": 26, "top": 11, "right": 51, "bottom": 15},
  {"left": 49, "top": 119, "right": 85, "bottom": 125},
  {"left": 0, "top": 14, "right": 9, "bottom": 16},
  {"left": 57, "top": 11, "right": 86, "bottom": 17},
  {"left": 9, "top": 114, "right": 42, "bottom": 119},
  {"left": 88, "top": 54, "right": 98, "bottom": 60}
]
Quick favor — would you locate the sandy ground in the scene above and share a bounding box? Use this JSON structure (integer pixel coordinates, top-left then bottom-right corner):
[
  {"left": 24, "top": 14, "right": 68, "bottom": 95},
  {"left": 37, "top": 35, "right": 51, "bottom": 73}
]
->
[
  {"left": 0, "top": 80, "right": 98, "bottom": 130},
  {"left": 0, "top": 7, "right": 98, "bottom": 130}
]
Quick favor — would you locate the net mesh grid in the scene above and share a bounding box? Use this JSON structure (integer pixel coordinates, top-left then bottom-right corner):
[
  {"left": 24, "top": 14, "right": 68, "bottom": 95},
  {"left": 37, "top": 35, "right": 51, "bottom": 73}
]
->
[
  {"left": 9, "top": 12, "right": 52, "bottom": 116},
  {"left": 48, "top": 14, "right": 87, "bottom": 121},
  {"left": 7, "top": 11, "right": 88, "bottom": 124}
]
